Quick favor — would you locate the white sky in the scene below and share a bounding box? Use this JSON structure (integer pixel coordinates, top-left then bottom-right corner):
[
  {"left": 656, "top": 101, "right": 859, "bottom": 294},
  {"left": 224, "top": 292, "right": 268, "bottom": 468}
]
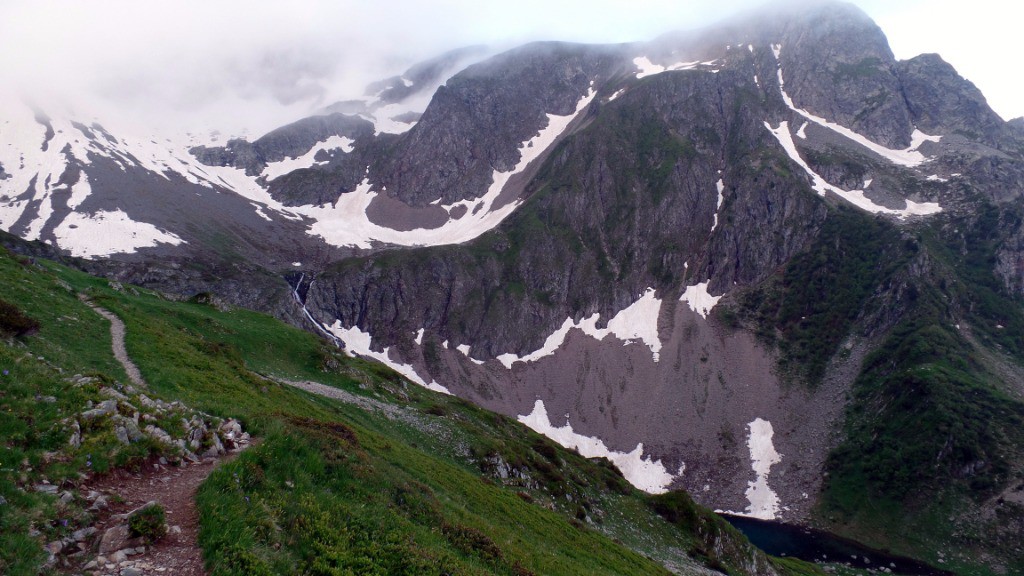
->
[{"left": 0, "top": 0, "right": 1020, "bottom": 137}]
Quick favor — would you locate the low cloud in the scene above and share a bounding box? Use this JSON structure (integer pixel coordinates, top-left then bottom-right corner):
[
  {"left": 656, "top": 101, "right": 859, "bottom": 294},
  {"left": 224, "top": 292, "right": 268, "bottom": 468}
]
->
[{"left": 0, "top": 0, "right": 1017, "bottom": 136}]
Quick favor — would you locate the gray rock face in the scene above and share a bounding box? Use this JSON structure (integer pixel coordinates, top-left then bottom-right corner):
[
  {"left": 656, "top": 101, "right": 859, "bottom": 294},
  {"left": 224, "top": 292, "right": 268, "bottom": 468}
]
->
[
  {"left": 371, "top": 42, "right": 630, "bottom": 207},
  {"left": 898, "top": 53, "right": 1014, "bottom": 148},
  {"left": 190, "top": 113, "right": 375, "bottom": 177},
  {"left": 80, "top": 399, "right": 118, "bottom": 420},
  {"left": 775, "top": 2, "right": 915, "bottom": 148}
]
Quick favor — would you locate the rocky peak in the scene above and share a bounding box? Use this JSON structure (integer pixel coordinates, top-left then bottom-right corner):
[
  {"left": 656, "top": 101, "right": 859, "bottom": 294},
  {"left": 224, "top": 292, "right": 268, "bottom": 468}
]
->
[
  {"left": 898, "top": 53, "right": 1011, "bottom": 148},
  {"left": 371, "top": 42, "right": 628, "bottom": 207},
  {"left": 774, "top": 2, "right": 914, "bottom": 148}
]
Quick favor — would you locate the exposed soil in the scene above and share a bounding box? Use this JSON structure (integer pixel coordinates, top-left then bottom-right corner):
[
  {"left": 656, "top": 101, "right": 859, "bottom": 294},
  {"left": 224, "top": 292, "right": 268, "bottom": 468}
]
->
[
  {"left": 81, "top": 299, "right": 146, "bottom": 389},
  {"left": 79, "top": 455, "right": 237, "bottom": 576},
  {"left": 66, "top": 298, "right": 247, "bottom": 575}
]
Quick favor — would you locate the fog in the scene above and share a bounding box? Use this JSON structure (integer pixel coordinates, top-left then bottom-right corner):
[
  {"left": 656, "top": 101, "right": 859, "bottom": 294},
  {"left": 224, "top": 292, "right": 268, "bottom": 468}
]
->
[{"left": 0, "top": 0, "right": 1019, "bottom": 138}]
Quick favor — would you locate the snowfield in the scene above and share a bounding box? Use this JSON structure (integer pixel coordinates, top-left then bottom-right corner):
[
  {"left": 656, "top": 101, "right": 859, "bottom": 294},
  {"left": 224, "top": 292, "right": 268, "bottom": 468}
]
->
[{"left": 518, "top": 399, "right": 680, "bottom": 493}]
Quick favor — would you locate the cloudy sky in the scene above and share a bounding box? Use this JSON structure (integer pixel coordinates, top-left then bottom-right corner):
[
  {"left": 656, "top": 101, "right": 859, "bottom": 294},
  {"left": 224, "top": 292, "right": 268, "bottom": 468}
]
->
[{"left": 1, "top": 0, "right": 1020, "bottom": 136}]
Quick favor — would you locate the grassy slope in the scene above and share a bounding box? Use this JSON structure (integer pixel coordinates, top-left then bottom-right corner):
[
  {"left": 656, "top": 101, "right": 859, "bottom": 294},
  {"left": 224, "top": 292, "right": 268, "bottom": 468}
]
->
[{"left": 0, "top": 248, "right": 812, "bottom": 575}]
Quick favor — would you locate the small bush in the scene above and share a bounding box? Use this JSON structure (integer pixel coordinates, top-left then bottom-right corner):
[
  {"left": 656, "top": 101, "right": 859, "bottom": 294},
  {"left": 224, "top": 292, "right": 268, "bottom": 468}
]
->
[
  {"left": 128, "top": 504, "right": 167, "bottom": 543},
  {"left": 0, "top": 298, "right": 39, "bottom": 337}
]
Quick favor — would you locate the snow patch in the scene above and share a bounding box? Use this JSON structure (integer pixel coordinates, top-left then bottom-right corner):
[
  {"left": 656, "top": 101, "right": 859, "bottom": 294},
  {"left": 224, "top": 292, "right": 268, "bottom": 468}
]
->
[
  {"left": 261, "top": 135, "right": 354, "bottom": 181},
  {"left": 307, "top": 89, "right": 596, "bottom": 248},
  {"left": 764, "top": 121, "right": 942, "bottom": 218},
  {"left": 608, "top": 88, "right": 626, "bottom": 102},
  {"left": 327, "top": 322, "right": 450, "bottom": 394},
  {"left": 518, "top": 399, "right": 678, "bottom": 493},
  {"left": 771, "top": 46, "right": 940, "bottom": 168},
  {"left": 455, "top": 344, "right": 485, "bottom": 365},
  {"left": 927, "top": 174, "right": 949, "bottom": 183},
  {"left": 53, "top": 209, "right": 185, "bottom": 258},
  {"left": 796, "top": 121, "right": 808, "bottom": 139},
  {"left": 680, "top": 281, "right": 721, "bottom": 319},
  {"left": 711, "top": 179, "right": 725, "bottom": 232},
  {"left": 414, "top": 328, "right": 424, "bottom": 345},
  {"left": 633, "top": 56, "right": 700, "bottom": 79},
  {"left": 497, "top": 288, "right": 662, "bottom": 368},
  {"left": 716, "top": 418, "right": 782, "bottom": 520}
]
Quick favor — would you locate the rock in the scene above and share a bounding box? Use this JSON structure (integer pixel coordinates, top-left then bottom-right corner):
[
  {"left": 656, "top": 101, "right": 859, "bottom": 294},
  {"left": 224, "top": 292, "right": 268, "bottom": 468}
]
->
[
  {"left": 59, "top": 491, "right": 74, "bottom": 504},
  {"left": 69, "top": 420, "right": 81, "bottom": 449},
  {"left": 83, "top": 559, "right": 98, "bottom": 570},
  {"left": 39, "top": 395, "right": 57, "bottom": 403},
  {"left": 0, "top": 495, "right": 6, "bottom": 505},
  {"left": 114, "top": 425, "right": 131, "bottom": 445},
  {"left": 80, "top": 400, "right": 118, "bottom": 421},
  {"left": 137, "top": 394, "right": 157, "bottom": 409},
  {"left": 143, "top": 424, "right": 175, "bottom": 446},
  {"left": 109, "top": 549, "right": 127, "bottom": 563},
  {"left": 45, "top": 540, "right": 63, "bottom": 554},
  {"left": 99, "top": 387, "right": 129, "bottom": 402},
  {"left": 114, "top": 416, "right": 144, "bottom": 442},
  {"left": 202, "top": 433, "right": 225, "bottom": 458},
  {"left": 34, "top": 483, "right": 59, "bottom": 494},
  {"left": 169, "top": 525, "right": 182, "bottom": 535},
  {"left": 121, "top": 567, "right": 143, "bottom": 576},
  {"left": 98, "top": 525, "right": 129, "bottom": 554},
  {"left": 90, "top": 495, "right": 109, "bottom": 511},
  {"left": 72, "top": 526, "right": 97, "bottom": 541}
]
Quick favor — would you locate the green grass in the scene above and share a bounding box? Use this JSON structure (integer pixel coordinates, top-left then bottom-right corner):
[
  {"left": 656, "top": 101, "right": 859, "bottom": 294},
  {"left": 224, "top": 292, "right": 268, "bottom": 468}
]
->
[{"left": 0, "top": 246, "right": 797, "bottom": 575}]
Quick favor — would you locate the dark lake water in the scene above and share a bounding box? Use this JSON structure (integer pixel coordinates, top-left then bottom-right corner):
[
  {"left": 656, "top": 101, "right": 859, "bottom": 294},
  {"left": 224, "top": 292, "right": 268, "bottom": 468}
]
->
[{"left": 720, "top": 514, "right": 953, "bottom": 576}]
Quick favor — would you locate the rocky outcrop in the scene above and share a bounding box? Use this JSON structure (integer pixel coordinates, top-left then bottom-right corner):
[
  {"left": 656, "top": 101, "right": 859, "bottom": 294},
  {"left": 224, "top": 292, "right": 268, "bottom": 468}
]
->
[
  {"left": 898, "top": 53, "right": 1013, "bottom": 149},
  {"left": 190, "top": 113, "right": 375, "bottom": 177},
  {"left": 371, "top": 42, "right": 630, "bottom": 207}
]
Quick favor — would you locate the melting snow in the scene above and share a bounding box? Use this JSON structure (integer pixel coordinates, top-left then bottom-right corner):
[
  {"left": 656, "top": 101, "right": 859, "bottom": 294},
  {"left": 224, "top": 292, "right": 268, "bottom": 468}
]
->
[
  {"left": 796, "top": 121, "right": 809, "bottom": 139},
  {"left": 455, "top": 344, "right": 485, "bottom": 365},
  {"left": 327, "top": 321, "right": 450, "bottom": 394},
  {"left": 927, "top": 174, "right": 949, "bottom": 183},
  {"left": 2, "top": 83, "right": 594, "bottom": 254},
  {"left": 497, "top": 288, "right": 662, "bottom": 368},
  {"left": 307, "top": 89, "right": 596, "bottom": 248},
  {"left": 261, "top": 135, "right": 354, "bottom": 181},
  {"left": 633, "top": 56, "right": 700, "bottom": 79},
  {"left": 518, "top": 399, "right": 678, "bottom": 493},
  {"left": 53, "top": 209, "right": 185, "bottom": 258},
  {"left": 715, "top": 418, "right": 782, "bottom": 520},
  {"left": 771, "top": 45, "right": 941, "bottom": 168},
  {"left": 764, "top": 121, "right": 942, "bottom": 218},
  {"left": 711, "top": 179, "right": 725, "bottom": 232},
  {"left": 680, "top": 281, "right": 721, "bottom": 319}
]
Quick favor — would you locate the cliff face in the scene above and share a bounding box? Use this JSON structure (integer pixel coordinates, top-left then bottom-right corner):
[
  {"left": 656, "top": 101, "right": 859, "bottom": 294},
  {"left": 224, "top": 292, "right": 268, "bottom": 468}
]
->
[{"left": 3, "top": 2, "right": 1024, "bottom": 570}]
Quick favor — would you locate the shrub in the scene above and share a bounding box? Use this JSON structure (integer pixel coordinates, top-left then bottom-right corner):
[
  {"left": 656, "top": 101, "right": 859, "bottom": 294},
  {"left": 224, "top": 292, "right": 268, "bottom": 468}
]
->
[
  {"left": 128, "top": 503, "right": 168, "bottom": 543},
  {"left": 0, "top": 298, "right": 39, "bottom": 337}
]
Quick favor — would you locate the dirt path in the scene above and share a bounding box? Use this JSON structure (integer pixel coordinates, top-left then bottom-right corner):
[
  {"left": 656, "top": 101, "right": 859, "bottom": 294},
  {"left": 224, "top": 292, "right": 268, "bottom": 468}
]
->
[
  {"left": 81, "top": 455, "right": 240, "bottom": 576},
  {"left": 82, "top": 299, "right": 147, "bottom": 389},
  {"left": 69, "top": 296, "right": 249, "bottom": 575}
]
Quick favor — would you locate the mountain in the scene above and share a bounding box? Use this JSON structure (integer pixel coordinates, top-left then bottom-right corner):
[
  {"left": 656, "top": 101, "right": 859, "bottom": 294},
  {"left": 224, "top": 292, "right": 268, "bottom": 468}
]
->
[
  {"left": 2, "top": 2, "right": 1024, "bottom": 573},
  {"left": 0, "top": 244, "right": 798, "bottom": 576}
]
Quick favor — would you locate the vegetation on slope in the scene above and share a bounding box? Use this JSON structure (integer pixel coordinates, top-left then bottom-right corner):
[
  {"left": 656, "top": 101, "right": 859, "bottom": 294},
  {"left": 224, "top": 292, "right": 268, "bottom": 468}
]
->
[{"left": 0, "top": 246, "right": 809, "bottom": 575}]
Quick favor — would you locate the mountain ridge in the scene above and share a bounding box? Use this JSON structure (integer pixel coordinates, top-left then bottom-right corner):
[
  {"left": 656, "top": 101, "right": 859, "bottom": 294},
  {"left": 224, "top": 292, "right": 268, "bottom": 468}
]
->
[{"left": 2, "top": 2, "right": 1023, "bottom": 572}]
